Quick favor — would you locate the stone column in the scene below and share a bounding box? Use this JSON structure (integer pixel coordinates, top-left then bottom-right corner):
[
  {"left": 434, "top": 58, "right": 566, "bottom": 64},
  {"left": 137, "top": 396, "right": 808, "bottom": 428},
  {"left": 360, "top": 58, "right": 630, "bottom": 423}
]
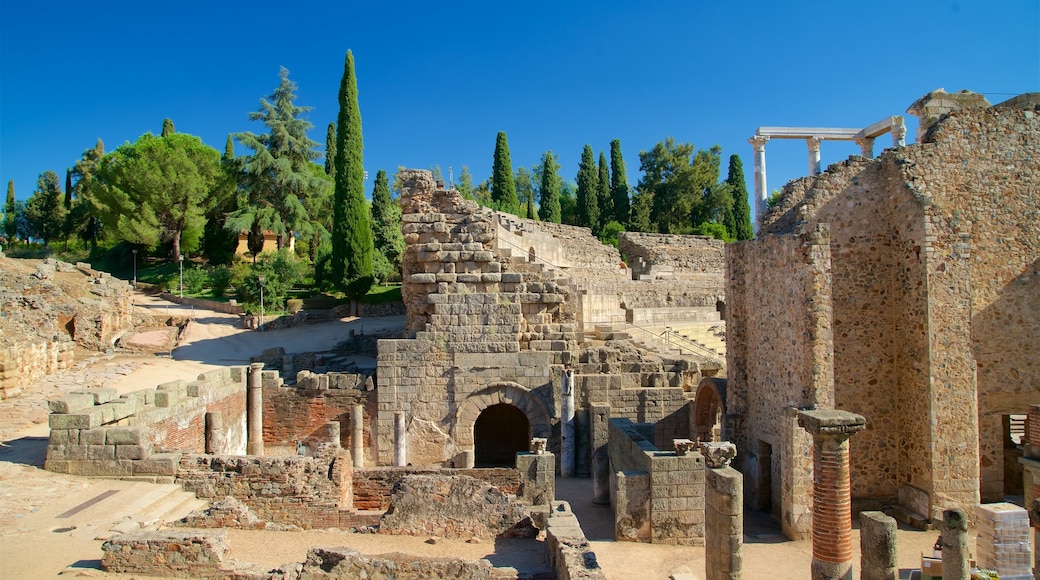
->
[
  {"left": 326, "top": 421, "right": 341, "bottom": 447},
  {"left": 859, "top": 511, "right": 897, "bottom": 580},
  {"left": 205, "top": 412, "right": 223, "bottom": 454},
  {"left": 797, "top": 410, "right": 866, "bottom": 580},
  {"left": 393, "top": 411, "right": 406, "bottom": 467},
  {"left": 517, "top": 449, "right": 555, "bottom": 506},
  {"left": 352, "top": 404, "right": 364, "bottom": 469},
  {"left": 941, "top": 508, "right": 970, "bottom": 580},
  {"left": 749, "top": 135, "right": 769, "bottom": 225},
  {"left": 807, "top": 136, "right": 822, "bottom": 176},
  {"left": 247, "top": 362, "right": 264, "bottom": 456},
  {"left": 560, "top": 369, "right": 575, "bottom": 478},
  {"left": 892, "top": 121, "right": 906, "bottom": 147},
  {"left": 855, "top": 137, "right": 875, "bottom": 158},
  {"left": 701, "top": 441, "right": 742, "bottom": 580},
  {"left": 590, "top": 402, "right": 611, "bottom": 505}
]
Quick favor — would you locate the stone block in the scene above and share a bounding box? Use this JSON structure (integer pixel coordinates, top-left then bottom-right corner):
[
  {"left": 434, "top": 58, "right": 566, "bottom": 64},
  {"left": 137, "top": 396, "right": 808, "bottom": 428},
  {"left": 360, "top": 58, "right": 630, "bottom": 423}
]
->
[
  {"left": 108, "top": 398, "right": 137, "bottom": 419},
  {"left": 116, "top": 444, "right": 151, "bottom": 460},
  {"left": 49, "top": 408, "right": 102, "bottom": 430},
  {"left": 80, "top": 427, "right": 109, "bottom": 445},
  {"left": 48, "top": 429, "right": 77, "bottom": 445},
  {"left": 48, "top": 393, "right": 96, "bottom": 414},
  {"left": 107, "top": 426, "right": 148, "bottom": 445},
  {"left": 44, "top": 459, "right": 71, "bottom": 473},
  {"left": 154, "top": 390, "right": 183, "bottom": 407},
  {"left": 132, "top": 453, "right": 181, "bottom": 476},
  {"left": 157, "top": 379, "right": 187, "bottom": 393},
  {"left": 68, "top": 459, "right": 133, "bottom": 477},
  {"left": 87, "top": 444, "right": 116, "bottom": 460}
]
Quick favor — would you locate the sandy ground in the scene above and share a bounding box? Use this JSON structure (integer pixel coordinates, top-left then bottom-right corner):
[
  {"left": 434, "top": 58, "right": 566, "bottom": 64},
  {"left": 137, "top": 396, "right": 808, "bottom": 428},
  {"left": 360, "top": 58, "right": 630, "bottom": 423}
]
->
[{"left": 0, "top": 290, "right": 980, "bottom": 579}]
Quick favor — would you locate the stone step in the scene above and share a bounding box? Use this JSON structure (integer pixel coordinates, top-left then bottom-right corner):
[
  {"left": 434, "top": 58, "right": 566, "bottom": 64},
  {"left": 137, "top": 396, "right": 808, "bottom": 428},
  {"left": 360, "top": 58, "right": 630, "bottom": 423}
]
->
[
  {"left": 135, "top": 492, "right": 208, "bottom": 529},
  {"left": 884, "top": 505, "right": 932, "bottom": 531}
]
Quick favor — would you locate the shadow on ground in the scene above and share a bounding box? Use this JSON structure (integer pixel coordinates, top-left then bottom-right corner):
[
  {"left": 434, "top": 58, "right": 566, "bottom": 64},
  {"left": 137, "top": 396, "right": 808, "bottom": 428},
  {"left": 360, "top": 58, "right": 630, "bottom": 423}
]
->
[{"left": 0, "top": 436, "right": 48, "bottom": 467}]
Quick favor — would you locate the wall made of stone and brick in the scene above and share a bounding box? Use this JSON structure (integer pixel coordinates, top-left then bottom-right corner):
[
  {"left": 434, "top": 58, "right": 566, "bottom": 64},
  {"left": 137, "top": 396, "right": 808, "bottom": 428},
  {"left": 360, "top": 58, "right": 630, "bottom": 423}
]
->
[
  {"left": 263, "top": 373, "right": 376, "bottom": 460},
  {"left": 351, "top": 466, "right": 519, "bottom": 510}
]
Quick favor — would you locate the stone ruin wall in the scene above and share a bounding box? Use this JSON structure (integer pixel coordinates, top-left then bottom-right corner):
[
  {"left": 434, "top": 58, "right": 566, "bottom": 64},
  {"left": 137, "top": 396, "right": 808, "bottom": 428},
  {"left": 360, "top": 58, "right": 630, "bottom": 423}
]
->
[
  {"left": 725, "top": 228, "right": 830, "bottom": 540},
  {"left": 736, "top": 97, "right": 1039, "bottom": 524},
  {"left": 0, "top": 258, "right": 136, "bottom": 399},
  {"left": 618, "top": 232, "right": 726, "bottom": 281}
]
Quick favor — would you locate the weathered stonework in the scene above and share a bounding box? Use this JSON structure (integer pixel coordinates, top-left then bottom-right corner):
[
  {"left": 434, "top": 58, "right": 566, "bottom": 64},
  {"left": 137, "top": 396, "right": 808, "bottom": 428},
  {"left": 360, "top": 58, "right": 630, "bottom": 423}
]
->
[{"left": 728, "top": 92, "right": 1039, "bottom": 528}]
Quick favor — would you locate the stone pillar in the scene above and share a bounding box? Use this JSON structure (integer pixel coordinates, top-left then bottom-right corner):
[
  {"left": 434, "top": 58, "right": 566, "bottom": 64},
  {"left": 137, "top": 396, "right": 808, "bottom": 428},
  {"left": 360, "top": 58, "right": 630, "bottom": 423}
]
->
[
  {"left": 462, "top": 449, "right": 475, "bottom": 469},
  {"left": 561, "top": 369, "right": 575, "bottom": 478},
  {"left": 204, "top": 412, "right": 223, "bottom": 454},
  {"left": 807, "top": 136, "right": 822, "bottom": 176},
  {"left": 855, "top": 137, "right": 875, "bottom": 158},
  {"left": 590, "top": 402, "right": 611, "bottom": 505},
  {"left": 351, "top": 405, "right": 364, "bottom": 469},
  {"left": 247, "top": 362, "right": 264, "bottom": 456},
  {"left": 941, "top": 508, "right": 970, "bottom": 580},
  {"left": 859, "top": 511, "right": 897, "bottom": 580},
  {"left": 892, "top": 121, "right": 906, "bottom": 147},
  {"left": 701, "top": 441, "right": 742, "bottom": 580},
  {"left": 326, "top": 421, "right": 341, "bottom": 447},
  {"left": 517, "top": 451, "right": 556, "bottom": 506},
  {"left": 393, "top": 411, "right": 406, "bottom": 467},
  {"left": 797, "top": 410, "right": 866, "bottom": 580},
  {"left": 749, "top": 135, "right": 769, "bottom": 225}
]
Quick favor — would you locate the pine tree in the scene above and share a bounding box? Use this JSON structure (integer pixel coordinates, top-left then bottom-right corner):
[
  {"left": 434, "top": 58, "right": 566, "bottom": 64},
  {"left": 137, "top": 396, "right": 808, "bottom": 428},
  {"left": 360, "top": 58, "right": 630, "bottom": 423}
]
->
[
  {"left": 491, "top": 131, "right": 518, "bottom": 209},
  {"left": 24, "top": 170, "right": 67, "bottom": 245},
  {"left": 162, "top": 118, "right": 175, "bottom": 137},
  {"left": 597, "top": 151, "right": 612, "bottom": 230},
  {"left": 330, "top": 50, "right": 374, "bottom": 298},
  {"left": 71, "top": 139, "right": 105, "bottom": 248},
  {"left": 457, "top": 166, "right": 474, "bottom": 199},
  {"left": 575, "top": 145, "right": 599, "bottom": 230},
  {"left": 609, "top": 139, "right": 630, "bottom": 225},
  {"left": 3, "top": 180, "right": 16, "bottom": 242},
  {"left": 727, "top": 154, "right": 754, "bottom": 240},
  {"left": 537, "top": 151, "right": 561, "bottom": 223},
  {"left": 325, "top": 122, "right": 336, "bottom": 176},
  {"left": 370, "top": 169, "right": 403, "bottom": 269}
]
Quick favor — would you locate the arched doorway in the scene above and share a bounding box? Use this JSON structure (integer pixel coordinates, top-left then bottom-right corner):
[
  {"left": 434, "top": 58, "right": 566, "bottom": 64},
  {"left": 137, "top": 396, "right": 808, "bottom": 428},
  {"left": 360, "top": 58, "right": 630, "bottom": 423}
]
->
[
  {"left": 693, "top": 377, "right": 726, "bottom": 442},
  {"left": 474, "top": 404, "right": 530, "bottom": 467}
]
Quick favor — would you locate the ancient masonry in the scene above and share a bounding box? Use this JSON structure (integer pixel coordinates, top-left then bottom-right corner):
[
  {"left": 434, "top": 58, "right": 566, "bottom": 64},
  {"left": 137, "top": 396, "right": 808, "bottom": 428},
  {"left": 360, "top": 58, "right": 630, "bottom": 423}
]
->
[{"left": 726, "top": 89, "right": 1039, "bottom": 534}]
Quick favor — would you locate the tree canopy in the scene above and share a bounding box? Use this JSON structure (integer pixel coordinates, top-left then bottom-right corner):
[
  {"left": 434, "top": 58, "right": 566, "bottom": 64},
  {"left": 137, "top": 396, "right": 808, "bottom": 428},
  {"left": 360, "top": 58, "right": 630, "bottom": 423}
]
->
[
  {"left": 370, "top": 168, "right": 403, "bottom": 281},
  {"left": 491, "top": 131, "right": 518, "bottom": 210},
  {"left": 637, "top": 138, "right": 731, "bottom": 235},
  {"left": 24, "top": 170, "right": 68, "bottom": 245},
  {"left": 575, "top": 145, "right": 599, "bottom": 231},
  {"left": 537, "top": 151, "right": 562, "bottom": 223},
  {"left": 727, "top": 154, "right": 754, "bottom": 240},
  {"left": 609, "top": 139, "right": 630, "bottom": 226}
]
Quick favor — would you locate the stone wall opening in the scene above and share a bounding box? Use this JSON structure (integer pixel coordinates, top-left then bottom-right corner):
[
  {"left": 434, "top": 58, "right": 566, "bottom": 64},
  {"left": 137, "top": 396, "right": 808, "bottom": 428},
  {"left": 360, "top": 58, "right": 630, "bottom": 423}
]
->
[
  {"left": 693, "top": 378, "right": 725, "bottom": 442},
  {"left": 474, "top": 403, "right": 530, "bottom": 467}
]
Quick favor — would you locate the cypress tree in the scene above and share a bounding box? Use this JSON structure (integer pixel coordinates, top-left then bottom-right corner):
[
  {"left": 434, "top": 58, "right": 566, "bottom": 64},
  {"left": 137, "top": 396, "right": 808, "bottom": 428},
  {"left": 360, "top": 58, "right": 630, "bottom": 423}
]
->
[
  {"left": 597, "top": 151, "right": 612, "bottom": 230},
  {"left": 64, "top": 168, "right": 73, "bottom": 209},
  {"left": 727, "top": 154, "right": 754, "bottom": 240},
  {"left": 538, "top": 151, "right": 562, "bottom": 223},
  {"left": 370, "top": 169, "right": 403, "bottom": 266},
  {"left": 325, "top": 122, "right": 336, "bottom": 176},
  {"left": 223, "top": 135, "right": 234, "bottom": 160},
  {"left": 161, "top": 118, "right": 175, "bottom": 136},
  {"left": 609, "top": 139, "right": 630, "bottom": 225},
  {"left": 491, "top": 131, "right": 518, "bottom": 209},
  {"left": 515, "top": 166, "right": 535, "bottom": 220},
  {"left": 4, "top": 180, "right": 15, "bottom": 242},
  {"left": 575, "top": 144, "right": 599, "bottom": 230},
  {"left": 330, "top": 49, "right": 374, "bottom": 298}
]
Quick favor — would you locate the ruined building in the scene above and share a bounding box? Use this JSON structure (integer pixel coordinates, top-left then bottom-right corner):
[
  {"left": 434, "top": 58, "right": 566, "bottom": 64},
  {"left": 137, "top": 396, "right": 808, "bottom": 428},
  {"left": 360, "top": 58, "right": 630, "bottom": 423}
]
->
[{"left": 726, "top": 89, "right": 1039, "bottom": 538}]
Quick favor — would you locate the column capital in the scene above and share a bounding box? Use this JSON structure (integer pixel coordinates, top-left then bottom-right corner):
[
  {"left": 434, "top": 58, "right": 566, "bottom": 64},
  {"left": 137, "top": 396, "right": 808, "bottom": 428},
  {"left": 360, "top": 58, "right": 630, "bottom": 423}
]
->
[
  {"left": 798, "top": 409, "right": 866, "bottom": 437},
  {"left": 249, "top": 362, "right": 265, "bottom": 371},
  {"left": 806, "top": 136, "right": 822, "bottom": 152},
  {"left": 892, "top": 122, "right": 907, "bottom": 146},
  {"left": 700, "top": 441, "right": 737, "bottom": 468},
  {"left": 855, "top": 137, "right": 875, "bottom": 158},
  {"left": 748, "top": 135, "right": 769, "bottom": 149}
]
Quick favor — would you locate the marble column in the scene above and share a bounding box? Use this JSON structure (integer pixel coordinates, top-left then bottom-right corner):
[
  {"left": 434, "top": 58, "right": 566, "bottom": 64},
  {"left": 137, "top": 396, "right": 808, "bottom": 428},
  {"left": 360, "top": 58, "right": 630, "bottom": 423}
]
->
[
  {"left": 560, "top": 369, "right": 575, "bottom": 478},
  {"left": 807, "top": 136, "right": 822, "bottom": 176},
  {"left": 352, "top": 404, "right": 364, "bottom": 469},
  {"left": 247, "top": 362, "right": 264, "bottom": 456},
  {"left": 797, "top": 410, "right": 866, "bottom": 580},
  {"left": 393, "top": 411, "right": 407, "bottom": 467},
  {"left": 749, "top": 135, "right": 769, "bottom": 225},
  {"left": 855, "top": 137, "right": 875, "bottom": 158}
]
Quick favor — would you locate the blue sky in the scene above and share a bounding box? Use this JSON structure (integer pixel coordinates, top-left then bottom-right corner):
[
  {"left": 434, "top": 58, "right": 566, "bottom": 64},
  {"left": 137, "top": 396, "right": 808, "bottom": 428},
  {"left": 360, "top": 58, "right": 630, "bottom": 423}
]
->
[{"left": 2, "top": 1, "right": 1038, "bottom": 216}]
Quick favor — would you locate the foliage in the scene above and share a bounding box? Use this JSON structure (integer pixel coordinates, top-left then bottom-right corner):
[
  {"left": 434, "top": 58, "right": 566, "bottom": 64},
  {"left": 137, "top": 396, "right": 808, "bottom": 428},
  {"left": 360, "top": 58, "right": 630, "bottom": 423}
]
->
[
  {"left": 693, "top": 221, "right": 733, "bottom": 242},
  {"left": 324, "top": 122, "right": 336, "bottom": 176},
  {"left": 223, "top": 135, "right": 234, "bottom": 159},
  {"left": 208, "top": 265, "right": 234, "bottom": 297},
  {"left": 575, "top": 145, "right": 599, "bottom": 231},
  {"left": 725, "top": 154, "right": 754, "bottom": 241},
  {"left": 767, "top": 189, "right": 784, "bottom": 208},
  {"left": 637, "top": 138, "right": 731, "bottom": 235},
  {"left": 559, "top": 181, "right": 578, "bottom": 225},
  {"left": 161, "top": 118, "right": 175, "bottom": 137},
  {"left": 330, "top": 50, "right": 374, "bottom": 299},
  {"left": 609, "top": 139, "right": 630, "bottom": 226},
  {"left": 234, "top": 249, "right": 305, "bottom": 310},
  {"left": 597, "top": 151, "right": 612, "bottom": 231},
  {"left": 537, "top": 151, "right": 562, "bottom": 223},
  {"left": 69, "top": 139, "right": 105, "bottom": 248},
  {"left": 456, "top": 166, "right": 474, "bottom": 199},
  {"left": 3, "top": 180, "right": 15, "bottom": 241},
  {"left": 24, "top": 170, "right": 67, "bottom": 244},
  {"left": 94, "top": 132, "right": 222, "bottom": 258},
  {"left": 514, "top": 166, "right": 535, "bottom": 219},
  {"left": 360, "top": 284, "right": 402, "bottom": 304},
  {"left": 181, "top": 266, "right": 208, "bottom": 294},
  {"left": 372, "top": 249, "right": 401, "bottom": 285},
  {"left": 491, "top": 131, "right": 518, "bottom": 209},
  {"left": 370, "top": 169, "right": 403, "bottom": 270},
  {"left": 598, "top": 220, "right": 625, "bottom": 248},
  {"left": 227, "top": 67, "right": 329, "bottom": 254}
]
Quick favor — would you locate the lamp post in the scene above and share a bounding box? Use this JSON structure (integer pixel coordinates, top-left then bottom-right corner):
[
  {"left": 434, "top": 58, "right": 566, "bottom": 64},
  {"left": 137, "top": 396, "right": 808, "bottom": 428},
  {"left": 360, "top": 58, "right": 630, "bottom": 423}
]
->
[
  {"left": 257, "top": 275, "right": 265, "bottom": 332},
  {"left": 178, "top": 254, "right": 184, "bottom": 298},
  {"left": 132, "top": 248, "right": 137, "bottom": 287}
]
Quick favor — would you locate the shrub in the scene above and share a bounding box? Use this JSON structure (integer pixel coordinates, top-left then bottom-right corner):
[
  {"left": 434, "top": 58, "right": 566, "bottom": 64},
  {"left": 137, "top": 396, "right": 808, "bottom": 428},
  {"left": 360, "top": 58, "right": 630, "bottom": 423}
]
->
[
  {"left": 208, "top": 266, "right": 233, "bottom": 298},
  {"left": 182, "top": 267, "right": 207, "bottom": 294}
]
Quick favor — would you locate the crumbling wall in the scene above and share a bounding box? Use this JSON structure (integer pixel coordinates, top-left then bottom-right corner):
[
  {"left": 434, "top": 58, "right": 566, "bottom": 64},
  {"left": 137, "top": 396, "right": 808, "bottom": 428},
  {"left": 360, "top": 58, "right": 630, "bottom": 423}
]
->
[
  {"left": 352, "top": 466, "right": 519, "bottom": 510},
  {"left": 263, "top": 371, "right": 376, "bottom": 458},
  {"left": 101, "top": 530, "right": 236, "bottom": 578},
  {"left": 546, "top": 501, "right": 607, "bottom": 580},
  {"left": 297, "top": 547, "right": 495, "bottom": 580},
  {"left": 618, "top": 232, "right": 725, "bottom": 281}
]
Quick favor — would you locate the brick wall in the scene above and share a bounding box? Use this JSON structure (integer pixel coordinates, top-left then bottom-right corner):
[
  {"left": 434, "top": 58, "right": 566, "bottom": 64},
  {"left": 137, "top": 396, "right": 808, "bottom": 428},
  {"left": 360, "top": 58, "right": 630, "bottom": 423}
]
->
[
  {"left": 351, "top": 466, "right": 518, "bottom": 510},
  {"left": 263, "top": 376, "right": 376, "bottom": 454}
]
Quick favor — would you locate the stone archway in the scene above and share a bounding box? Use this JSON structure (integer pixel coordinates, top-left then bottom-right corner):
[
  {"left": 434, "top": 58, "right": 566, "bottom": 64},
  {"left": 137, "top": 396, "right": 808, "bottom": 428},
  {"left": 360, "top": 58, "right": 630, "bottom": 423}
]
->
[
  {"left": 454, "top": 383, "right": 552, "bottom": 459},
  {"left": 474, "top": 404, "right": 530, "bottom": 467},
  {"left": 693, "top": 377, "right": 726, "bottom": 442}
]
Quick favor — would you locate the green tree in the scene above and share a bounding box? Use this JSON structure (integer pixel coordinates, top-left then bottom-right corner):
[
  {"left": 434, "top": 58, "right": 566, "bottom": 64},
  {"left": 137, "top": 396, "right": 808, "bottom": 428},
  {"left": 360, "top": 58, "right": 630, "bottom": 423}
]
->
[
  {"left": 64, "top": 168, "right": 73, "bottom": 210},
  {"left": 228, "top": 67, "right": 328, "bottom": 253},
  {"left": 370, "top": 169, "right": 403, "bottom": 276},
  {"left": 628, "top": 188, "right": 653, "bottom": 232},
  {"left": 727, "top": 154, "right": 754, "bottom": 240},
  {"left": 94, "top": 132, "right": 222, "bottom": 258},
  {"left": 4, "top": 180, "right": 17, "bottom": 242},
  {"left": 515, "top": 166, "right": 535, "bottom": 219},
  {"left": 456, "top": 165, "right": 474, "bottom": 199},
  {"left": 330, "top": 50, "right": 374, "bottom": 298},
  {"left": 24, "top": 170, "right": 67, "bottom": 244},
  {"left": 161, "top": 118, "right": 175, "bottom": 137},
  {"left": 638, "top": 138, "right": 728, "bottom": 234},
  {"left": 325, "top": 122, "right": 336, "bottom": 176},
  {"left": 69, "top": 139, "right": 105, "bottom": 248},
  {"left": 575, "top": 145, "right": 599, "bottom": 230},
  {"left": 559, "top": 181, "right": 578, "bottom": 225},
  {"left": 223, "top": 135, "right": 234, "bottom": 159},
  {"left": 597, "top": 151, "right": 612, "bottom": 231},
  {"left": 537, "top": 151, "right": 562, "bottom": 223},
  {"left": 202, "top": 135, "right": 241, "bottom": 265},
  {"left": 610, "top": 139, "right": 630, "bottom": 225},
  {"left": 491, "top": 131, "right": 518, "bottom": 209}
]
